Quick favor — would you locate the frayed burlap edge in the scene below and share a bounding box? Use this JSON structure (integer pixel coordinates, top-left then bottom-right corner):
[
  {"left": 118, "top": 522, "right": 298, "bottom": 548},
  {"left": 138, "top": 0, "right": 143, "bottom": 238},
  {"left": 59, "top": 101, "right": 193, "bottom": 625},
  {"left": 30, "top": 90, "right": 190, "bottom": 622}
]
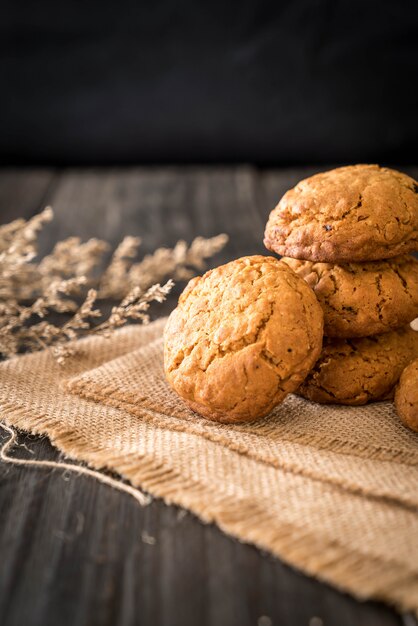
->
[
  {"left": 2, "top": 402, "right": 418, "bottom": 617},
  {"left": 64, "top": 383, "right": 418, "bottom": 510}
]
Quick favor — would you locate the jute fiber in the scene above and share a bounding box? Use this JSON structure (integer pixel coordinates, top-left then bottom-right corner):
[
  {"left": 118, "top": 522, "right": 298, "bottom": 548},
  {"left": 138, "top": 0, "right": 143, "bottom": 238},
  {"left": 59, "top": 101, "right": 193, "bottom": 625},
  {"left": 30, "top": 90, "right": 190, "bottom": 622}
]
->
[{"left": 1, "top": 317, "right": 418, "bottom": 614}]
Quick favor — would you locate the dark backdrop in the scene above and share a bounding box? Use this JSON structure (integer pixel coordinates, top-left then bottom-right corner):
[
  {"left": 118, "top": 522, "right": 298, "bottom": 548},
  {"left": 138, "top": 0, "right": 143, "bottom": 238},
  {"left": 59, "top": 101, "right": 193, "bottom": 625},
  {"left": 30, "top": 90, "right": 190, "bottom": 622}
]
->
[{"left": 1, "top": 0, "right": 417, "bottom": 165}]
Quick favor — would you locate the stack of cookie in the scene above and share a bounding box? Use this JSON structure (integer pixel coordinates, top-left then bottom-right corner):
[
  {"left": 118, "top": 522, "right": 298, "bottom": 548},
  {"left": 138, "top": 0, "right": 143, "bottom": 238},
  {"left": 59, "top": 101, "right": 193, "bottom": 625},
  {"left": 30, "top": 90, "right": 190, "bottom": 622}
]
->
[{"left": 264, "top": 164, "right": 418, "bottom": 406}]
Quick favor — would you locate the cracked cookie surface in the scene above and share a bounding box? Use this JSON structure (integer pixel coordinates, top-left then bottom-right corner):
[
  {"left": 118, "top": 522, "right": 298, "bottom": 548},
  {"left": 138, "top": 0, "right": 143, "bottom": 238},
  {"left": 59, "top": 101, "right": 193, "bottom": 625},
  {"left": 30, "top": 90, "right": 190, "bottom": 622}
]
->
[
  {"left": 282, "top": 255, "right": 418, "bottom": 337},
  {"left": 264, "top": 164, "right": 418, "bottom": 263},
  {"left": 298, "top": 326, "right": 418, "bottom": 406},
  {"left": 164, "top": 255, "right": 324, "bottom": 423},
  {"left": 395, "top": 359, "right": 418, "bottom": 432}
]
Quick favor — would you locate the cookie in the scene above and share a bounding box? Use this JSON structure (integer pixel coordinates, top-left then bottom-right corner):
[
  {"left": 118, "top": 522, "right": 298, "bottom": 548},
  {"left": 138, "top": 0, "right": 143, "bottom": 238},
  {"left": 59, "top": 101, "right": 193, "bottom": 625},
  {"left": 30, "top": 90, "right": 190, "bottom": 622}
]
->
[
  {"left": 395, "top": 359, "right": 418, "bottom": 432},
  {"left": 298, "top": 326, "right": 418, "bottom": 405},
  {"left": 264, "top": 165, "right": 418, "bottom": 263},
  {"left": 164, "top": 255, "right": 323, "bottom": 423},
  {"left": 282, "top": 255, "right": 418, "bottom": 338}
]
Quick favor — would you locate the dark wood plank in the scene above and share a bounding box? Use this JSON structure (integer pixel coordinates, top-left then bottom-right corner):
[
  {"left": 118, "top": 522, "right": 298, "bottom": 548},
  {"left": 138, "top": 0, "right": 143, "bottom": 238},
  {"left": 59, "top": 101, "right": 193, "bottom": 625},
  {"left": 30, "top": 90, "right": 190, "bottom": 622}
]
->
[
  {"left": 258, "top": 166, "right": 327, "bottom": 220},
  {"left": 37, "top": 166, "right": 265, "bottom": 260},
  {"left": 0, "top": 430, "right": 407, "bottom": 626},
  {"left": 0, "top": 168, "right": 56, "bottom": 223},
  {"left": 0, "top": 167, "right": 412, "bottom": 626}
]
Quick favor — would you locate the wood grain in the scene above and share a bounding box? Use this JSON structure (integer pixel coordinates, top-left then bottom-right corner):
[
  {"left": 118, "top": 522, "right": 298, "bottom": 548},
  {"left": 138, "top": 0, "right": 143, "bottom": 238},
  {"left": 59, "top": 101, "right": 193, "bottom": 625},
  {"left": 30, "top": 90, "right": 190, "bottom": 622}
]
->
[
  {"left": 0, "top": 168, "right": 55, "bottom": 223},
  {"left": 1, "top": 166, "right": 416, "bottom": 626}
]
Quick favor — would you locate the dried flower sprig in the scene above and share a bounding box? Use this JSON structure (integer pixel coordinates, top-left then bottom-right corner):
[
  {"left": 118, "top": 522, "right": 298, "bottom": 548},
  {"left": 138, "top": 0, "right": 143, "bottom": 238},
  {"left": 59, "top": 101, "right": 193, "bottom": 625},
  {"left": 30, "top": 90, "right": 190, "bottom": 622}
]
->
[
  {"left": 98, "top": 234, "right": 228, "bottom": 298},
  {"left": 0, "top": 208, "right": 228, "bottom": 361}
]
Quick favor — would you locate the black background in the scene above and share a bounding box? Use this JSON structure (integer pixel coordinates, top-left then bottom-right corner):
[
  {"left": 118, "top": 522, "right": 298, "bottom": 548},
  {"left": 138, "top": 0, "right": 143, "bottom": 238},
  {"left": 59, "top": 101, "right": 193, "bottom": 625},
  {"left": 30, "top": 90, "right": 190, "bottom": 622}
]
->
[{"left": 1, "top": 0, "right": 418, "bottom": 165}]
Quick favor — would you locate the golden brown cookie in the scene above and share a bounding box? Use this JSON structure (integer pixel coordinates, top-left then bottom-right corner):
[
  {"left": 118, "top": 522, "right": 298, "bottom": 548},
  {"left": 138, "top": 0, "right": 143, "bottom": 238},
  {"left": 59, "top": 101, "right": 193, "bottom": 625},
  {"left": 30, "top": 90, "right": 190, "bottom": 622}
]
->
[
  {"left": 164, "top": 255, "right": 324, "bottom": 423},
  {"left": 298, "top": 326, "right": 418, "bottom": 405},
  {"left": 264, "top": 165, "right": 418, "bottom": 263},
  {"left": 282, "top": 255, "right": 418, "bottom": 338},
  {"left": 395, "top": 359, "right": 418, "bottom": 432}
]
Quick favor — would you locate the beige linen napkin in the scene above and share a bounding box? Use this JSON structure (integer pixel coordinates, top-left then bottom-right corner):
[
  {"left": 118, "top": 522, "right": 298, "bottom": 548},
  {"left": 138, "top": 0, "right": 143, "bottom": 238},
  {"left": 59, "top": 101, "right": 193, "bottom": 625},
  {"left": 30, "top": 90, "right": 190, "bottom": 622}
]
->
[{"left": 1, "top": 317, "right": 418, "bottom": 614}]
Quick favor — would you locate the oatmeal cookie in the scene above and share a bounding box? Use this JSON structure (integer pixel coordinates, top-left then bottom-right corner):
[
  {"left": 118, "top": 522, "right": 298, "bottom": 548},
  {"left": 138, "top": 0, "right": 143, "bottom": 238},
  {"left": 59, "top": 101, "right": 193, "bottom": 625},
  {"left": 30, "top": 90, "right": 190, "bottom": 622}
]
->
[
  {"left": 298, "top": 326, "right": 418, "bottom": 405},
  {"left": 282, "top": 255, "right": 418, "bottom": 337},
  {"left": 164, "top": 255, "right": 323, "bottom": 423},
  {"left": 395, "top": 359, "right": 418, "bottom": 432},
  {"left": 264, "top": 165, "right": 418, "bottom": 263}
]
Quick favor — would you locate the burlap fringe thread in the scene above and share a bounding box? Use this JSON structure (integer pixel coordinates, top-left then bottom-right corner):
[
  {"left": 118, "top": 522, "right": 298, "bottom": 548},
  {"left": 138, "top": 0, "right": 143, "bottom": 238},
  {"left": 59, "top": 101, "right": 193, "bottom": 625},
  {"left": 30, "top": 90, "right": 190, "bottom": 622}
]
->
[{"left": 0, "top": 423, "right": 150, "bottom": 506}]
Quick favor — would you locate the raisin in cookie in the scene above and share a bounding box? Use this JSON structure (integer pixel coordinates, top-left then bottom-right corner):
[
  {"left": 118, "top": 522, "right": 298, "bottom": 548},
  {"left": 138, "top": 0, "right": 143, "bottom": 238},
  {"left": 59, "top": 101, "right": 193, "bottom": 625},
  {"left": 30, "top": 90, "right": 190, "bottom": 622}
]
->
[
  {"left": 282, "top": 255, "right": 418, "bottom": 338},
  {"left": 164, "top": 255, "right": 323, "bottom": 423},
  {"left": 395, "top": 359, "right": 418, "bottom": 432},
  {"left": 264, "top": 165, "right": 418, "bottom": 263},
  {"left": 298, "top": 326, "right": 418, "bottom": 405}
]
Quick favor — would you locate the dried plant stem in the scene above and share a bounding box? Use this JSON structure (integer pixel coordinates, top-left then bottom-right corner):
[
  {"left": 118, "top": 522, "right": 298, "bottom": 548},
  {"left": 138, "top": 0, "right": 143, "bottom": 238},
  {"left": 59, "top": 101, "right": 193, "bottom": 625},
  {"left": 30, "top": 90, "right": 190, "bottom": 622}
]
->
[{"left": 0, "top": 207, "right": 228, "bottom": 362}]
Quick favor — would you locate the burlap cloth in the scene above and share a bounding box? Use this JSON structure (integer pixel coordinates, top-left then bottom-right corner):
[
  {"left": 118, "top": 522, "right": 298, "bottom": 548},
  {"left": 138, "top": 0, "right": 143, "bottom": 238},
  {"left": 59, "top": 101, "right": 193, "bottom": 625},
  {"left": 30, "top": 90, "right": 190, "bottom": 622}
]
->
[{"left": 1, "top": 317, "right": 418, "bottom": 614}]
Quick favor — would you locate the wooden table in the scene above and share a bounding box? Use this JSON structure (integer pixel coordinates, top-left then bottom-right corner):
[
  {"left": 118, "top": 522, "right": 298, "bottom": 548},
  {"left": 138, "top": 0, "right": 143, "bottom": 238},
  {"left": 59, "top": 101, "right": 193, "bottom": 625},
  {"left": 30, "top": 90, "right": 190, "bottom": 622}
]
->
[{"left": 1, "top": 166, "right": 417, "bottom": 626}]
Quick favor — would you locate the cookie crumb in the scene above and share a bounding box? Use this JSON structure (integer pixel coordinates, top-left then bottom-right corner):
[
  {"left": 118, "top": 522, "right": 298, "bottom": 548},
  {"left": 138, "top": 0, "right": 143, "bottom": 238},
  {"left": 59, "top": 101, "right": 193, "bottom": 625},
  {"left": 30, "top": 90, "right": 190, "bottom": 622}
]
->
[
  {"left": 176, "top": 508, "right": 187, "bottom": 521},
  {"left": 141, "top": 530, "right": 156, "bottom": 545}
]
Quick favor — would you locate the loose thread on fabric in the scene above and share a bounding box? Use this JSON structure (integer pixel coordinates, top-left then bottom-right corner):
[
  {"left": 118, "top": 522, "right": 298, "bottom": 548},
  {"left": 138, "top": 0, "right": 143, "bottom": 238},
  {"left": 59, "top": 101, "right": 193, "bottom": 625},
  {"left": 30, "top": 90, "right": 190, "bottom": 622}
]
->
[{"left": 0, "top": 422, "right": 151, "bottom": 507}]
